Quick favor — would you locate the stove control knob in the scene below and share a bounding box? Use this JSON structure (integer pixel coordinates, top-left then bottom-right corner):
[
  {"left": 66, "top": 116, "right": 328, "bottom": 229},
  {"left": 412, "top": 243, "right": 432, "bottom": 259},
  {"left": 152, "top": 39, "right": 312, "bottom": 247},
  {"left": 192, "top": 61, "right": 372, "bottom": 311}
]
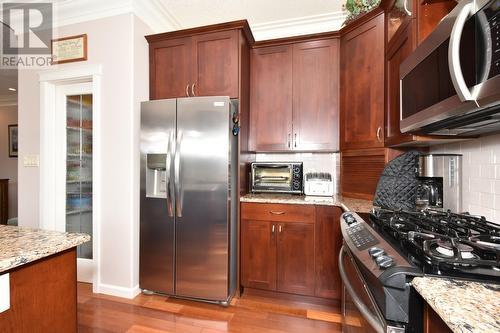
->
[
  {"left": 368, "top": 247, "right": 385, "bottom": 258},
  {"left": 376, "top": 255, "right": 395, "bottom": 269},
  {"left": 343, "top": 213, "right": 356, "bottom": 225}
]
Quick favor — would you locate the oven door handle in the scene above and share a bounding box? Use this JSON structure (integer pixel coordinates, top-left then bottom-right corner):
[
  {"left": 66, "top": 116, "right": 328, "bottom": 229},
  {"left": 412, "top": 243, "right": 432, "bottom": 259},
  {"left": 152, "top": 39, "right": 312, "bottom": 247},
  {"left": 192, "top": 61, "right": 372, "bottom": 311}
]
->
[
  {"left": 448, "top": 2, "right": 475, "bottom": 102},
  {"left": 339, "top": 246, "right": 386, "bottom": 333}
]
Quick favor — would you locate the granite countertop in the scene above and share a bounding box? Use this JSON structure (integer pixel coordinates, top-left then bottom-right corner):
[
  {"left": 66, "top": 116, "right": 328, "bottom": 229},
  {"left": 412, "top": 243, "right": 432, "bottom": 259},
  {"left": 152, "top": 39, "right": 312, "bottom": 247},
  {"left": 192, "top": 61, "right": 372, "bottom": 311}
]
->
[
  {"left": 412, "top": 277, "right": 500, "bottom": 333},
  {"left": 240, "top": 193, "right": 373, "bottom": 213},
  {"left": 0, "top": 225, "right": 90, "bottom": 273}
]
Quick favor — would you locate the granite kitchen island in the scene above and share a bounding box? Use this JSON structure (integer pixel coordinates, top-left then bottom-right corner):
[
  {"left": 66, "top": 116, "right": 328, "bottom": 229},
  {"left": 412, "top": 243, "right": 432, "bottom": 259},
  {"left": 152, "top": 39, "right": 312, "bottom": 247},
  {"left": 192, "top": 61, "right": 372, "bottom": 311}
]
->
[{"left": 0, "top": 225, "right": 90, "bottom": 333}]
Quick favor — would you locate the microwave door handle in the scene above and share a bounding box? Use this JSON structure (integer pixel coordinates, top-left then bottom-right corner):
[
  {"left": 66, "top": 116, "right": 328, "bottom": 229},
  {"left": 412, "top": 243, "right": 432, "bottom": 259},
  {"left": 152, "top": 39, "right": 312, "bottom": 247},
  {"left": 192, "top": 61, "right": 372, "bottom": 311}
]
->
[
  {"left": 339, "top": 246, "right": 385, "bottom": 333},
  {"left": 448, "top": 2, "right": 476, "bottom": 103}
]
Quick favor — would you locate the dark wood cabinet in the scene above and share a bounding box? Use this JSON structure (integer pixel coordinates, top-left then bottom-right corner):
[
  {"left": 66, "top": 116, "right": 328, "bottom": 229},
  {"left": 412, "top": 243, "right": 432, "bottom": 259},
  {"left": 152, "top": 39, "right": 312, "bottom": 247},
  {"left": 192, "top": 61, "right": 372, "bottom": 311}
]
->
[
  {"left": 277, "top": 222, "right": 315, "bottom": 296},
  {"left": 423, "top": 303, "right": 453, "bottom": 333},
  {"left": 385, "top": 22, "right": 416, "bottom": 146},
  {"left": 340, "top": 13, "right": 385, "bottom": 150},
  {"left": 292, "top": 39, "right": 339, "bottom": 151},
  {"left": 249, "top": 46, "right": 293, "bottom": 151},
  {"left": 241, "top": 219, "right": 277, "bottom": 291},
  {"left": 192, "top": 30, "right": 239, "bottom": 98},
  {"left": 250, "top": 37, "right": 340, "bottom": 152},
  {"left": 149, "top": 37, "right": 192, "bottom": 99},
  {"left": 147, "top": 21, "right": 253, "bottom": 100},
  {"left": 241, "top": 203, "right": 342, "bottom": 299},
  {"left": 315, "top": 206, "right": 342, "bottom": 299}
]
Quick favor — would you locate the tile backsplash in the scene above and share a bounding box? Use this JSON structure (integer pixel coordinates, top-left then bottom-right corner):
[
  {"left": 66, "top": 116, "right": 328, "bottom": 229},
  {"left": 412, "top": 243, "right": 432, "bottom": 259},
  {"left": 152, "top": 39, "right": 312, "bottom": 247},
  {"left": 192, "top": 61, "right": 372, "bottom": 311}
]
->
[
  {"left": 430, "top": 134, "right": 500, "bottom": 222},
  {"left": 255, "top": 153, "right": 340, "bottom": 194}
]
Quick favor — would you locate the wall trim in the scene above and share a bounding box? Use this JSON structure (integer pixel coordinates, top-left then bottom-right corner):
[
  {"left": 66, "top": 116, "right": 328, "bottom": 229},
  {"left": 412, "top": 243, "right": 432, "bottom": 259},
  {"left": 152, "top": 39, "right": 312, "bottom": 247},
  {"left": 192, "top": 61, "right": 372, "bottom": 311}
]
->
[
  {"left": 96, "top": 283, "right": 141, "bottom": 299},
  {"left": 39, "top": 63, "right": 102, "bottom": 293}
]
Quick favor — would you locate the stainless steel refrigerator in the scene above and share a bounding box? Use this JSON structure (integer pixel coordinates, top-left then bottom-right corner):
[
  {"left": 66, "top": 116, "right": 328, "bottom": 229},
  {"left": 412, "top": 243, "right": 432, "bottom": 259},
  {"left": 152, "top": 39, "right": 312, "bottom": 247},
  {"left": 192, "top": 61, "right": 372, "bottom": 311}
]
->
[{"left": 140, "top": 96, "right": 238, "bottom": 305}]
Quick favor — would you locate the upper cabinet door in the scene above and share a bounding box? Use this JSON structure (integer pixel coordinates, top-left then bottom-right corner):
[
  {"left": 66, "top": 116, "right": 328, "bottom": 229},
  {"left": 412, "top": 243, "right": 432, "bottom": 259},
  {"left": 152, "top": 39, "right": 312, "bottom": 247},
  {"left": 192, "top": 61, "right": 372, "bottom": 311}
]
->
[
  {"left": 192, "top": 30, "right": 239, "bottom": 98},
  {"left": 249, "top": 46, "right": 293, "bottom": 152},
  {"left": 150, "top": 37, "right": 192, "bottom": 100},
  {"left": 340, "top": 14, "right": 385, "bottom": 150},
  {"left": 292, "top": 39, "right": 339, "bottom": 151}
]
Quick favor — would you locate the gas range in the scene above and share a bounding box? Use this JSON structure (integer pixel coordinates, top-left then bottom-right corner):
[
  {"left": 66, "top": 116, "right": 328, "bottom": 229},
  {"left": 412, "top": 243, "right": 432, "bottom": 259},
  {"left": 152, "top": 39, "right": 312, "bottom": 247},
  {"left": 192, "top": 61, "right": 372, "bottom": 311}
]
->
[
  {"left": 369, "top": 208, "right": 500, "bottom": 280},
  {"left": 339, "top": 209, "right": 500, "bottom": 333}
]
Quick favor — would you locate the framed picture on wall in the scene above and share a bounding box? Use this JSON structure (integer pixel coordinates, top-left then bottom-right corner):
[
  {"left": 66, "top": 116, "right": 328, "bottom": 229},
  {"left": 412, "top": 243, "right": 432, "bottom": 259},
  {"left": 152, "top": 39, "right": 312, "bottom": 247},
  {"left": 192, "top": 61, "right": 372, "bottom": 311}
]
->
[{"left": 8, "top": 125, "right": 18, "bottom": 158}]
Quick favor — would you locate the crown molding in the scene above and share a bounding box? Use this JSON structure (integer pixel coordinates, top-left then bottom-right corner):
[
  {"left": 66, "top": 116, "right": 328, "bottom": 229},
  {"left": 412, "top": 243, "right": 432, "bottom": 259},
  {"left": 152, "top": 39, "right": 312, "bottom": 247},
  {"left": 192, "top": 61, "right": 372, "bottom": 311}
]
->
[
  {"left": 133, "top": 0, "right": 182, "bottom": 32},
  {"left": 251, "top": 11, "right": 347, "bottom": 41}
]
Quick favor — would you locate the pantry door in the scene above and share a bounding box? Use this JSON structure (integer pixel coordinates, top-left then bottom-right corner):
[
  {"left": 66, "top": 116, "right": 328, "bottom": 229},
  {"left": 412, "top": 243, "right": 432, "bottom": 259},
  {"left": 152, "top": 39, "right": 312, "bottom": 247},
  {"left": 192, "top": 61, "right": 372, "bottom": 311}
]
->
[{"left": 55, "top": 82, "right": 95, "bottom": 283}]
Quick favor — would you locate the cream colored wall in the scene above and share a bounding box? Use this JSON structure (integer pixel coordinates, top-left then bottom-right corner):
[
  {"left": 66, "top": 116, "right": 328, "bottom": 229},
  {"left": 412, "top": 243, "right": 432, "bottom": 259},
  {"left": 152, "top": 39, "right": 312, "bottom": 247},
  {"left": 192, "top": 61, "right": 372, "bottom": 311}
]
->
[
  {"left": 0, "top": 104, "right": 18, "bottom": 219},
  {"left": 18, "top": 13, "right": 151, "bottom": 297}
]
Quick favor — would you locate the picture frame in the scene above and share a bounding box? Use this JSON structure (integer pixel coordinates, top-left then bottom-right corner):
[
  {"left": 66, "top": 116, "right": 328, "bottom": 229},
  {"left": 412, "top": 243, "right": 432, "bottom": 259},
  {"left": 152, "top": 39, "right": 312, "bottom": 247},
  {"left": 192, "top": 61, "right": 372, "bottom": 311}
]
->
[
  {"left": 51, "top": 34, "right": 88, "bottom": 65},
  {"left": 8, "top": 125, "right": 18, "bottom": 158}
]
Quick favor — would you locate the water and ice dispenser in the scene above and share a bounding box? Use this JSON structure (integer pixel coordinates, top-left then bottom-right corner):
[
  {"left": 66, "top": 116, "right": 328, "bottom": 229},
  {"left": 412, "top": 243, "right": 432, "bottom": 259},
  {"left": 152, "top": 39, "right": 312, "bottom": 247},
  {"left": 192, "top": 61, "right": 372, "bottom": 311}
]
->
[{"left": 146, "top": 154, "right": 167, "bottom": 198}]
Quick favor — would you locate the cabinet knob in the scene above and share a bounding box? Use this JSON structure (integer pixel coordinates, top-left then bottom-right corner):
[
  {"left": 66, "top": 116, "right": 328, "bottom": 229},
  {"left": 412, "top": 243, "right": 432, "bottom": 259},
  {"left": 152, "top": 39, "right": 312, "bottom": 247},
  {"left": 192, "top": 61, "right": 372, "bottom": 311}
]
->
[
  {"left": 288, "top": 134, "right": 291, "bottom": 148},
  {"left": 185, "top": 84, "right": 190, "bottom": 97},
  {"left": 278, "top": 225, "right": 283, "bottom": 233},
  {"left": 270, "top": 211, "right": 285, "bottom": 215},
  {"left": 271, "top": 224, "right": 275, "bottom": 234},
  {"left": 294, "top": 133, "right": 297, "bottom": 148},
  {"left": 191, "top": 83, "right": 196, "bottom": 97}
]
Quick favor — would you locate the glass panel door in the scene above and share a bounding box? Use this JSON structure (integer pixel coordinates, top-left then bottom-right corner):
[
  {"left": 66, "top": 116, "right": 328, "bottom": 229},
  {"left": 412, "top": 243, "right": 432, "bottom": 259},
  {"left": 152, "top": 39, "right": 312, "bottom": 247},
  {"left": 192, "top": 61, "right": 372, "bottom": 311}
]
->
[{"left": 66, "top": 94, "right": 93, "bottom": 259}]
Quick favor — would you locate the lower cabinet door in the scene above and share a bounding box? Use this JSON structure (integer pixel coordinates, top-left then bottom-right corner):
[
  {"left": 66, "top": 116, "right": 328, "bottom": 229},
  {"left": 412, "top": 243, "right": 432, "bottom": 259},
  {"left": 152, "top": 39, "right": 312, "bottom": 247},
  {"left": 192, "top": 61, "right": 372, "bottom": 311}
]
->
[
  {"left": 241, "top": 219, "right": 277, "bottom": 290},
  {"left": 277, "top": 222, "right": 315, "bottom": 296}
]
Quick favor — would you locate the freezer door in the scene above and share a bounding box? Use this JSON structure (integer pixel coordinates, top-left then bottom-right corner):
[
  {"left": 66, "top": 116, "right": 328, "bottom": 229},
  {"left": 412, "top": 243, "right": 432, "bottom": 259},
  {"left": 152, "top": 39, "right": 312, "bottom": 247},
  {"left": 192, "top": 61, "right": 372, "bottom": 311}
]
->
[
  {"left": 140, "top": 99, "right": 176, "bottom": 295},
  {"left": 175, "top": 97, "right": 231, "bottom": 301}
]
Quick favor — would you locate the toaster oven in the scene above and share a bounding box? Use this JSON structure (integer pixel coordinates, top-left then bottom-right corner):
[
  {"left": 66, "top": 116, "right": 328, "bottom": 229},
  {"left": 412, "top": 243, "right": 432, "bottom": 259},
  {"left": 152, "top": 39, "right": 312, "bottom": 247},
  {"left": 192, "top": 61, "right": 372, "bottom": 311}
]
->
[{"left": 251, "top": 162, "right": 303, "bottom": 194}]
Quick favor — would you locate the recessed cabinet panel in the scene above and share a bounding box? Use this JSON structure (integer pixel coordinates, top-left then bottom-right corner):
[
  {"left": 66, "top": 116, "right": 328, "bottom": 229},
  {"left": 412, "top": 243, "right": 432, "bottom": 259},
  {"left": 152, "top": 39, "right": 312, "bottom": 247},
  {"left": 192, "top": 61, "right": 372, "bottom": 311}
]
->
[
  {"left": 292, "top": 39, "right": 339, "bottom": 151},
  {"left": 241, "top": 219, "right": 277, "bottom": 291},
  {"left": 277, "top": 222, "right": 315, "bottom": 296},
  {"left": 193, "top": 31, "right": 239, "bottom": 98},
  {"left": 150, "top": 37, "right": 192, "bottom": 99},
  {"left": 249, "top": 46, "right": 293, "bottom": 151},
  {"left": 340, "top": 14, "right": 385, "bottom": 150}
]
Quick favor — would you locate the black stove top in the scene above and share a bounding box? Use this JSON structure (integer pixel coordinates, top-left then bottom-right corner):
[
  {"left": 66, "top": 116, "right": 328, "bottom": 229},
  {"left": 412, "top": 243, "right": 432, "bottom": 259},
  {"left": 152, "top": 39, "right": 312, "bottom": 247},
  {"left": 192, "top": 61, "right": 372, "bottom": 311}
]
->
[{"left": 369, "top": 208, "right": 500, "bottom": 282}]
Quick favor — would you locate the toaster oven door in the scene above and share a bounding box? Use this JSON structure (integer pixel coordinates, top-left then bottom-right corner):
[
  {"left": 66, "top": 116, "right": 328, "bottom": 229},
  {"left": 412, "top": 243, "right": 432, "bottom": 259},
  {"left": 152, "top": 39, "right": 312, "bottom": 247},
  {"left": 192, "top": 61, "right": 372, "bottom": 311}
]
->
[{"left": 252, "top": 165, "right": 293, "bottom": 192}]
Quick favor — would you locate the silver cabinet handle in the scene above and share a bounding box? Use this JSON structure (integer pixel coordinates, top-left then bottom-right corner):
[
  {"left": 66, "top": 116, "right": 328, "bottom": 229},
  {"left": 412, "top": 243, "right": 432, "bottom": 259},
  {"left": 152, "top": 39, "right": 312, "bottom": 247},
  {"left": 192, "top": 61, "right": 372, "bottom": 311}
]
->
[
  {"left": 449, "top": 2, "right": 475, "bottom": 102},
  {"left": 191, "top": 83, "right": 196, "bottom": 97},
  {"left": 287, "top": 134, "right": 291, "bottom": 148},
  {"left": 278, "top": 225, "right": 283, "bottom": 233},
  {"left": 185, "top": 84, "right": 190, "bottom": 97},
  {"left": 166, "top": 131, "right": 174, "bottom": 217},
  {"left": 270, "top": 211, "right": 285, "bottom": 215},
  {"left": 174, "top": 130, "right": 183, "bottom": 218},
  {"left": 339, "top": 246, "right": 385, "bottom": 333},
  {"left": 376, "top": 127, "right": 382, "bottom": 143},
  {"left": 294, "top": 133, "right": 297, "bottom": 148},
  {"left": 271, "top": 225, "right": 275, "bottom": 234}
]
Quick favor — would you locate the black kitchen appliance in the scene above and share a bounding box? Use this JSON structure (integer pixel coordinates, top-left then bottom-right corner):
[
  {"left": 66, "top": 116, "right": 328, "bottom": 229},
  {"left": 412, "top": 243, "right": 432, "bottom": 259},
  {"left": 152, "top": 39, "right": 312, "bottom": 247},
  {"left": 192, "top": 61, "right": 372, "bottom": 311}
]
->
[
  {"left": 250, "top": 162, "right": 303, "bottom": 194},
  {"left": 339, "top": 208, "right": 500, "bottom": 333}
]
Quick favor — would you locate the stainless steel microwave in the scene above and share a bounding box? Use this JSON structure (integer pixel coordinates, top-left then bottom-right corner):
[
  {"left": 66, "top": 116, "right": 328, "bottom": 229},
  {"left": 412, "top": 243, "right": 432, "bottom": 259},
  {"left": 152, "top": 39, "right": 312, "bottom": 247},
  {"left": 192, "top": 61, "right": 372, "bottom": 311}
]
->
[
  {"left": 251, "top": 162, "right": 303, "bottom": 194},
  {"left": 400, "top": 0, "right": 500, "bottom": 136}
]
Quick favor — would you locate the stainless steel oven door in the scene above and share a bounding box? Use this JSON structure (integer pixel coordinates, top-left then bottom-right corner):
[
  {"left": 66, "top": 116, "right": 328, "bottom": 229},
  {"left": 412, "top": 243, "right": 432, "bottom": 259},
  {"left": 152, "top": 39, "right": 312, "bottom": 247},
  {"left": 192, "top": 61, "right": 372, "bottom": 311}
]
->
[{"left": 339, "top": 245, "right": 389, "bottom": 333}]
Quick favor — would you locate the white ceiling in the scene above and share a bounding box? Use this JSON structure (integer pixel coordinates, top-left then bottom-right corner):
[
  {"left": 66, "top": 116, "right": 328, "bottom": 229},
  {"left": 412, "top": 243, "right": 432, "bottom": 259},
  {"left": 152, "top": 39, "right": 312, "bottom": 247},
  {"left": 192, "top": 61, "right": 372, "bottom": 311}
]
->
[{"left": 160, "top": 0, "right": 345, "bottom": 27}]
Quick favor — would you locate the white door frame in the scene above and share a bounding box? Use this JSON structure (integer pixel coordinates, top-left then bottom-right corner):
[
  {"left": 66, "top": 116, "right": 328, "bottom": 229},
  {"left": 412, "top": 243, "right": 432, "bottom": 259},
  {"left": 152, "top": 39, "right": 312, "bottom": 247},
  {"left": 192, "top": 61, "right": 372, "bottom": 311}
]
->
[{"left": 39, "top": 64, "right": 102, "bottom": 292}]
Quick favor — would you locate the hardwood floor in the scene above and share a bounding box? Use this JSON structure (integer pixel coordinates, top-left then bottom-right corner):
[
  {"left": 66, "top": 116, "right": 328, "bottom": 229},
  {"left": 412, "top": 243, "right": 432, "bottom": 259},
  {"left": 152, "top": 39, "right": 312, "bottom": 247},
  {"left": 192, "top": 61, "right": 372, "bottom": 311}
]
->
[{"left": 77, "top": 283, "right": 343, "bottom": 333}]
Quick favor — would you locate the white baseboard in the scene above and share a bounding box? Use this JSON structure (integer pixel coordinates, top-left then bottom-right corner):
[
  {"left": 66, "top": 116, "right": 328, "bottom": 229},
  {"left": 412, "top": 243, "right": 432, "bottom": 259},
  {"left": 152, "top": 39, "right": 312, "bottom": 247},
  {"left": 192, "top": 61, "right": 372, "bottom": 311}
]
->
[{"left": 96, "top": 283, "right": 141, "bottom": 299}]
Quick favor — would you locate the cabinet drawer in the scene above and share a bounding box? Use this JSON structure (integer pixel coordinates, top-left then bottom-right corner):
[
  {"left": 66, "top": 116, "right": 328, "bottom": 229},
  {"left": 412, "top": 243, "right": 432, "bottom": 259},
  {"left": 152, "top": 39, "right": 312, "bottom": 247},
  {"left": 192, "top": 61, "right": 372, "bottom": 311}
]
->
[{"left": 241, "top": 203, "right": 315, "bottom": 223}]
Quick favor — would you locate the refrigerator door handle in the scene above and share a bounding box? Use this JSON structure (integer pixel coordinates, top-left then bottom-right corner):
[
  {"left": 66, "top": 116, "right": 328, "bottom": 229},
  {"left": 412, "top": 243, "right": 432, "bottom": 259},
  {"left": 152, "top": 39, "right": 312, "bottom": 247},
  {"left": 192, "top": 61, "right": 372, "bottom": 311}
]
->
[
  {"left": 174, "top": 130, "right": 183, "bottom": 218},
  {"left": 166, "top": 130, "right": 174, "bottom": 217}
]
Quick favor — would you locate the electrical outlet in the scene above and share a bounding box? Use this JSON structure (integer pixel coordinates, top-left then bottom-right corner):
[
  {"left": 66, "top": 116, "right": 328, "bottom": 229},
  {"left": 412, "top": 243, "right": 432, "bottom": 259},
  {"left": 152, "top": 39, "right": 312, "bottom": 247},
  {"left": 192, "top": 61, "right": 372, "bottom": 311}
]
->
[
  {"left": 0, "top": 273, "right": 10, "bottom": 313},
  {"left": 23, "top": 154, "right": 39, "bottom": 167}
]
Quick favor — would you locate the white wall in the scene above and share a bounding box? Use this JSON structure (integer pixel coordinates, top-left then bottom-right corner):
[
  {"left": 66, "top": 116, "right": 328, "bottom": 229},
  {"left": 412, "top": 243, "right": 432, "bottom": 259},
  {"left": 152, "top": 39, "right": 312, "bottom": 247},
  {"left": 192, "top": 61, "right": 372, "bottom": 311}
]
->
[
  {"left": 0, "top": 105, "right": 18, "bottom": 218},
  {"left": 18, "top": 13, "right": 151, "bottom": 297},
  {"left": 430, "top": 134, "right": 500, "bottom": 223}
]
